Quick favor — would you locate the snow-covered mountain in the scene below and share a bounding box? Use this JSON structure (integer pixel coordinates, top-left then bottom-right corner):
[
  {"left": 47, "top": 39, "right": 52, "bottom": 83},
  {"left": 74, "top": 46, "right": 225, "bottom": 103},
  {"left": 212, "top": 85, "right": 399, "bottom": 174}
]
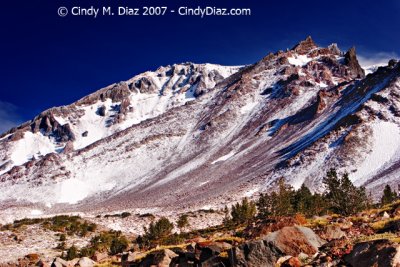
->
[{"left": 1, "top": 37, "right": 400, "bottom": 219}]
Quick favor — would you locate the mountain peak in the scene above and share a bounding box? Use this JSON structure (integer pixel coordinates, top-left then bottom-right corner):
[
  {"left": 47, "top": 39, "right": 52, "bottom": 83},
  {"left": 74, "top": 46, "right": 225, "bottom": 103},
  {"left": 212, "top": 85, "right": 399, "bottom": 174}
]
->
[
  {"left": 344, "top": 46, "right": 365, "bottom": 79},
  {"left": 291, "top": 36, "right": 317, "bottom": 54}
]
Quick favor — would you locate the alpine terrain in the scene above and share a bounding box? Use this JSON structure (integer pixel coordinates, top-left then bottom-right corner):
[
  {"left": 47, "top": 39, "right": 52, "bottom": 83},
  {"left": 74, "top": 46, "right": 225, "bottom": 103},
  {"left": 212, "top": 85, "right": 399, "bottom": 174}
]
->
[{"left": 1, "top": 36, "right": 400, "bottom": 222}]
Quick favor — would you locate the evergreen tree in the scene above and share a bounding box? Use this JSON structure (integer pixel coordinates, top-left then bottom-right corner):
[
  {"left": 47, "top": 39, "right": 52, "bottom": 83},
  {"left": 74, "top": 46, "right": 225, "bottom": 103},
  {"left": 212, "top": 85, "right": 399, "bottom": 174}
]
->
[
  {"left": 323, "top": 169, "right": 368, "bottom": 215},
  {"left": 310, "top": 193, "right": 327, "bottom": 216},
  {"left": 292, "top": 183, "right": 314, "bottom": 215},
  {"left": 381, "top": 184, "right": 398, "bottom": 205},
  {"left": 176, "top": 214, "right": 189, "bottom": 231},
  {"left": 143, "top": 217, "right": 174, "bottom": 241},
  {"left": 230, "top": 197, "right": 257, "bottom": 225},
  {"left": 275, "top": 178, "right": 295, "bottom": 216},
  {"left": 257, "top": 192, "right": 275, "bottom": 217},
  {"left": 257, "top": 179, "right": 296, "bottom": 217}
]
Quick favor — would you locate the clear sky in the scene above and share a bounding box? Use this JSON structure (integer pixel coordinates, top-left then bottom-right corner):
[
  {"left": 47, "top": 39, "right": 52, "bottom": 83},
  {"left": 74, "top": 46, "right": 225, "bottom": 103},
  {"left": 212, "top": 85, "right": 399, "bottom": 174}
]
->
[{"left": 1, "top": 0, "right": 399, "bottom": 132}]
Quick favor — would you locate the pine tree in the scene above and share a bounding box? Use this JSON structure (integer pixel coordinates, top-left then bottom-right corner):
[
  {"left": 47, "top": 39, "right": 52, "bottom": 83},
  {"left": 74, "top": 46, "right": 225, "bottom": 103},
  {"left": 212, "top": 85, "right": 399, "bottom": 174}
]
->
[
  {"left": 222, "top": 205, "right": 231, "bottom": 225},
  {"left": 323, "top": 169, "right": 368, "bottom": 215},
  {"left": 176, "top": 214, "right": 189, "bottom": 231},
  {"left": 143, "top": 217, "right": 174, "bottom": 241},
  {"left": 275, "top": 178, "right": 295, "bottom": 216},
  {"left": 293, "top": 183, "right": 313, "bottom": 215},
  {"left": 230, "top": 197, "right": 256, "bottom": 225},
  {"left": 257, "top": 192, "right": 275, "bottom": 217},
  {"left": 381, "top": 185, "right": 397, "bottom": 205}
]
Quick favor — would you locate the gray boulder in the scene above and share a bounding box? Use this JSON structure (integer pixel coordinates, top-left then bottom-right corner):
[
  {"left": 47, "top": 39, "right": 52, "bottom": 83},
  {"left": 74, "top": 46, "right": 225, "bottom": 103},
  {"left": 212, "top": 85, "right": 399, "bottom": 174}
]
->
[{"left": 229, "top": 226, "right": 325, "bottom": 267}]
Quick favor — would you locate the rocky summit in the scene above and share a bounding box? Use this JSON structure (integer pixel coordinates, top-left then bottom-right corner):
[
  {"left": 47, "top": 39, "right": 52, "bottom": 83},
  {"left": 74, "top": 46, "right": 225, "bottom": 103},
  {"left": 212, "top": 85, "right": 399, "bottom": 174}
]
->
[{"left": 0, "top": 36, "right": 400, "bottom": 222}]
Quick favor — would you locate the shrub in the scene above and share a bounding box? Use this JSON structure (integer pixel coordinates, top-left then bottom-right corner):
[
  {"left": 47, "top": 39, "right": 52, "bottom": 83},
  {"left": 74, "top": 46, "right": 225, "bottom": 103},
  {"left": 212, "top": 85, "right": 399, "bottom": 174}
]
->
[
  {"left": 121, "top": 212, "right": 131, "bottom": 218},
  {"left": 110, "top": 235, "right": 129, "bottom": 255},
  {"left": 64, "top": 245, "right": 79, "bottom": 260},
  {"left": 162, "top": 233, "right": 185, "bottom": 245},
  {"left": 59, "top": 234, "right": 66, "bottom": 241},
  {"left": 87, "top": 230, "right": 130, "bottom": 254},
  {"left": 79, "top": 247, "right": 96, "bottom": 258},
  {"left": 56, "top": 241, "right": 66, "bottom": 250},
  {"left": 294, "top": 213, "right": 307, "bottom": 225},
  {"left": 143, "top": 217, "right": 174, "bottom": 241}
]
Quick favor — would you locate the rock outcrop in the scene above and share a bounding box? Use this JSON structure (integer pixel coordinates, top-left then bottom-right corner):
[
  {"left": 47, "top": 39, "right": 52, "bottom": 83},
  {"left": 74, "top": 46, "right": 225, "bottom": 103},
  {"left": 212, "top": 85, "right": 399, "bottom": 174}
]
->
[
  {"left": 292, "top": 36, "right": 318, "bottom": 54},
  {"left": 344, "top": 239, "right": 400, "bottom": 267},
  {"left": 229, "top": 226, "right": 325, "bottom": 266},
  {"left": 344, "top": 47, "right": 365, "bottom": 79}
]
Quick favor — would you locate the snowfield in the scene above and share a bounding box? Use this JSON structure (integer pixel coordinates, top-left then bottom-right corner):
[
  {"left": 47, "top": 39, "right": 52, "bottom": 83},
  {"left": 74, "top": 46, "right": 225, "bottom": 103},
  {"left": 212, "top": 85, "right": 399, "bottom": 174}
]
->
[{"left": 351, "top": 121, "right": 400, "bottom": 186}]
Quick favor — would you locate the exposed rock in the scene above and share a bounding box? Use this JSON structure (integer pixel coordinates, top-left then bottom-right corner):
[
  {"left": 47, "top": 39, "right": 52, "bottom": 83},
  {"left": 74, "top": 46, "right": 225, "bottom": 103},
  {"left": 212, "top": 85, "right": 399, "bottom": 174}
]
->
[
  {"left": 10, "top": 130, "right": 25, "bottom": 141},
  {"left": 229, "top": 239, "right": 284, "bottom": 267},
  {"left": 214, "top": 241, "right": 233, "bottom": 251},
  {"left": 382, "top": 211, "right": 390, "bottom": 219},
  {"left": 76, "top": 257, "right": 95, "bottom": 267},
  {"left": 344, "top": 239, "right": 400, "bottom": 267},
  {"left": 102, "top": 82, "right": 131, "bottom": 102},
  {"left": 291, "top": 36, "right": 318, "bottom": 54},
  {"left": 63, "top": 141, "right": 74, "bottom": 153},
  {"left": 137, "top": 249, "right": 178, "bottom": 267},
  {"left": 388, "top": 59, "right": 398, "bottom": 68},
  {"left": 82, "top": 131, "right": 88, "bottom": 137},
  {"left": 328, "top": 43, "right": 341, "bottom": 55},
  {"left": 55, "top": 123, "right": 75, "bottom": 142},
  {"left": 37, "top": 260, "right": 51, "bottom": 267},
  {"left": 119, "top": 98, "right": 131, "bottom": 115},
  {"left": 51, "top": 257, "right": 69, "bottom": 267},
  {"left": 24, "top": 253, "right": 40, "bottom": 264},
  {"left": 322, "top": 225, "right": 346, "bottom": 241},
  {"left": 121, "top": 251, "right": 147, "bottom": 265},
  {"left": 280, "top": 256, "right": 302, "bottom": 267},
  {"left": 196, "top": 242, "right": 222, "bottom": 262},
  {"left": 344, "top": 47, "right": 365, "bottom": 79},
  {"left": 69, "top": 259, "right": 79, "bottom": 266},
  {"left": 264, "top": 226, "right": 326, "bottom": 256},
  {"left": 134, "top": 77, "right": 159, "bottom": 94},
  {"left": 91, "top": 251, "right": 108, "bottom": 262},
  {"left": 97, "top": 105, "right": 106, "bottom": 117}
]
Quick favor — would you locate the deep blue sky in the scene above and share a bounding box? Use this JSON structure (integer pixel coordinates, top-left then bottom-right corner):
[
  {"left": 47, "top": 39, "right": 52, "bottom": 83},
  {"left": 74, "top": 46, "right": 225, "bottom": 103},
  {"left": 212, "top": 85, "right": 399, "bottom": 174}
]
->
[{"left": 1, "top": 0, "right": 399, "bottom": 131}]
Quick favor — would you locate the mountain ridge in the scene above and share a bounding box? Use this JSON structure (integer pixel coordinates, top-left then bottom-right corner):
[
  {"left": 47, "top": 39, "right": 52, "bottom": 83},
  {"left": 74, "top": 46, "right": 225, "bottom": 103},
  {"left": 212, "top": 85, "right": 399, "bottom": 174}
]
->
[{"left": 0, "top": 37, "right": 399, "bottom": 223}]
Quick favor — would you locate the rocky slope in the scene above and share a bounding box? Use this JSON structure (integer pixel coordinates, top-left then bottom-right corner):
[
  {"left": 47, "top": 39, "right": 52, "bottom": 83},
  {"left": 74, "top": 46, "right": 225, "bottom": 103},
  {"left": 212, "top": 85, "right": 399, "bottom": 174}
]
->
[
  {"left": 0, "top": 37, "right": 399, "bottom": 222},
  {"left": 4, "top": 200, "right": 400, "bottom": 266}
]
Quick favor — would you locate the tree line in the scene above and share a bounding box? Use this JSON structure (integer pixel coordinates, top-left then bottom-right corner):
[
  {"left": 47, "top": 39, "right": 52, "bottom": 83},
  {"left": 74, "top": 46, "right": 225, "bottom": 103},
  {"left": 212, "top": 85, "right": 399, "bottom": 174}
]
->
[{"left": 223, "top": 168, "right": 399, "bottom": 226}]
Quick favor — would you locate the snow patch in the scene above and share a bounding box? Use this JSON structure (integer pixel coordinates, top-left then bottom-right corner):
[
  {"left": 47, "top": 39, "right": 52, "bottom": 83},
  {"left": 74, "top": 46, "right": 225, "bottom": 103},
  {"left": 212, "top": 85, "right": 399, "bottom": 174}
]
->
[
  {"left": 243, "top": 188, "right": 259, "bottom": 198},
  {"left": 212, "top": 151, "right": 235, "bottom": 164},
  {"left": 352, "top": 121, "right": 400, "bottom": 185},
  {"left": 53, "top": 116, "right": 67, "bottom": 126},
  {"left": 10, "top": 132, "right": 58, "bottom": 166},
  {"left": 288, "top": 55, "right": 313, "bottom": 66},
  {"left": 363, "top": 64, "right": 386, "bottom": 75},
  {"left": 30, "top": 209, "right": 43, "bottom": 216},
  {"left": 240, "top": 102, "right": 258, "bottom": 114}
]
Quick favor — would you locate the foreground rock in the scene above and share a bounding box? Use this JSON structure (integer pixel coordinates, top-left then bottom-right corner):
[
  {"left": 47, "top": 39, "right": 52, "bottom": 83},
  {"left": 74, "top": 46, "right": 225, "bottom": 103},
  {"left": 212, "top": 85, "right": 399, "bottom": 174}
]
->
[
  {"left": 229, "top": 226, "right": 325, "bottom": 266},
  {"left": 50, "top": 257, "right": 95, "bottom": 267},
  {"left": 344, "top": 239, "right": 400, "bottom": 267},
  {"left": 135, "top": 249, "right": 178, "bottom": 267}
]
